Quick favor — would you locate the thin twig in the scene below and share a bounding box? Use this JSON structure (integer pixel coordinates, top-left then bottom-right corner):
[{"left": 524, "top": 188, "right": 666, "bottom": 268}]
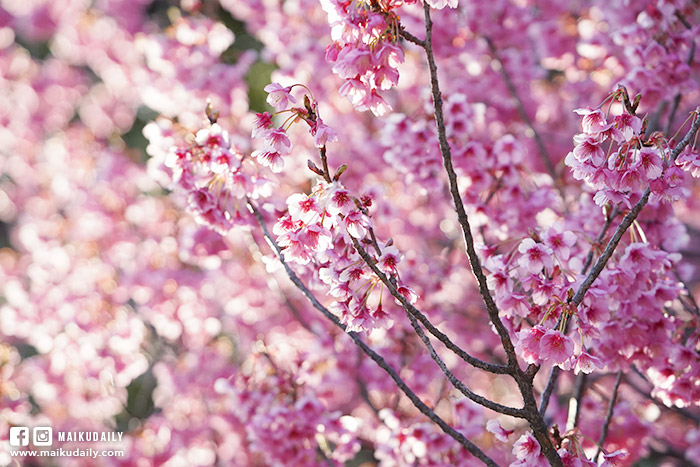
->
[
  {"left": 404, "top": 309, "right": 526, "bottom": 418},
  {"left": 247, "top": 199, "right": 499, "bottom": 467},
  {"left": 418, "top": 5, "right": 563, "bottom": 465},
  {"left": 566, "top": 373, "right": 587, "bottom": 431},
  {"left": 539, "top": 366, "right": 560, "bottom": 417},
  {"left": 665, "top": 11, "right": 696, "bottom": 135},
  {"left": 581, "top": 207, "right": 620, "bottom": 275},
  {"left": 420, "top": 1, "right": 518, "bottom": 371},
  {"left": 355, "top": 348, "right": 381, "bottom": 416},
  {"left": 399, "top": 27, "right": 425, "bottom": 47},
  {"left": 595, "top": 371, "right": 623, "bottom": 461},
  {"left": 283, "top": 294, "right": 318, "bottom": 336},
  {"left": 484, "top": 36, "right": 559, "bottom": 186},
  {"left": 351, "top": 237, "right": 510, "bottom": 374}
]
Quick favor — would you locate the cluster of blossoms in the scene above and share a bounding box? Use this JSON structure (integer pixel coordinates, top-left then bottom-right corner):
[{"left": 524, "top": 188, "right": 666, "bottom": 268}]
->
[
  {"left": 320, "top": 0, "right": 407, "bottom": 115},
  {"left": 213, "top": 345, "right": 362, "bottom": 466},
  {"left": 255, "top": 83, "right": 417, "bottom": 333},
  {"left": 2, "top": 0, "right": 700, "bottom": 466},
  {"left": 148, "top": 118, "right": 274, "bottom": 234},
  {"left": 484, "top": 91, "right": 700, "bottom": 406},
  {"left": 566, "top": 93, "right": 698, "bottom": 207},
  {"left": 484, "top": 223, "right": 603, "bottom": 373}
]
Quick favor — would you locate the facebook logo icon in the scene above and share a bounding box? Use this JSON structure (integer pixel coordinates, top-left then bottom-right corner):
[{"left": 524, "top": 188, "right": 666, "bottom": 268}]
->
[{"left": 9, "top": 427, "right": 29, "bottom": 447}]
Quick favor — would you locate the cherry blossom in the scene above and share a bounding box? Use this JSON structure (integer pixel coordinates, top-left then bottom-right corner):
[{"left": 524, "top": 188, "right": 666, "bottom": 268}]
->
[{"left": 1, "top": 1, "right": 699, "bottom": 466}]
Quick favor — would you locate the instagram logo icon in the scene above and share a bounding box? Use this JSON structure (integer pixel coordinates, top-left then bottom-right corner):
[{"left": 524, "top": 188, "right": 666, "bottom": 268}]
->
[{"left": 33, "top": 427, "right": 53, "bottom": 446}]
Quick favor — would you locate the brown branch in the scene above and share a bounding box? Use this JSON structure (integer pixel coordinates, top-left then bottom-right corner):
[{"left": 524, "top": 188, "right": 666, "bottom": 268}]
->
[
  {"left": 665, "top": 11, "right": 696, "bottom": 135},
  {"left": 355, "top": 348, "right": 381, "bottom": 416},
  {"left": 350, "top": 237, "right": 510, "bottom": 375},
  {"left": 420, "top": 0, "right": 519, "bottom": 372},
  {"left": 399, "top": 27, "right": 425, "bottom": 47},
  {"left": 404, "top": 308, "right": 526, "bottom": 418},
  {"left": 595, "top": 371, "right": 623, "bottom": 461},
  {"left": 417, "top": 5, "right": 562, "bottom": 466},
  {"left": 484, "top": 36, "right": 559, "bottom": 186},
  {"left": 247, "top": 199, "right": 499, "bottom": 466},
  {"left": 581, "top": 207, "right": 620, "bottom": 275},
  {"left": 538, "top": 366, "right": 560, "bottom": 418}
]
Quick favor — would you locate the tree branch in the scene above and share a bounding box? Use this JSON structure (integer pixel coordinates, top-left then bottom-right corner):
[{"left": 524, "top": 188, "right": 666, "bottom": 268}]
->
[
  {"left": 539, "top": 366, "right": 560, "bottom": 418},
  {"left": 419, "top": 1, "right": 519, "bottom": 371},
  {"left": 595, "top": 371, "right": 623, "bottom": 462},
  {"left": 404, "top": 308, "right": 526, "bottom": 418},
  {"left": 581, "top": 207, "right": 620, "bottom": 275},
  {"left": 664, "top": 11, "right": 696, "bottom": 135},
  {"left": 247, "top": 199, "right": 499, "bottom": 466},
  {"left": 483, "top": 36, "right": 560, "bottom": 187},
  {"left": 351, "top": 237, "right": 511, "bottom": 374},
  {"left": 399, "top": 27, "right": 425, "bottom": 47},
  {"left": 417, "top": 5, "right": 563, "bottom": 466}
]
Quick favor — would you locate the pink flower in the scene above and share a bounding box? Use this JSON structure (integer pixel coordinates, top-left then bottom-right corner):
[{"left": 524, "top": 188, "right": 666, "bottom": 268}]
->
[
  {"left": 252, "top": 112, "right": 273, "bottom": 138},
  {"left": 365, "top": 89, "right": 392, "bottom": 117},
  {"left": 210, "top": 150, "right": 235, "bottom": 174},
  {"left": 573, "top": 350, "right": 604, "bottom": 374},
  {"left": 512, "top": 432, "right": 542, "bottom": 463},
  {"left": 346, "top": 301, "right": 375, "bottom": 332},
  {"left": 277, "top": 231, "right": 313, "bottom": 265},
  {"left": 338, "top": 78, "right": 369, "bottom": 105},
  {"left": 378, "top": 246, "right": 402, "bottom": 274},
  {"left": 397, "top": 284, "right": 418, "bottom": 304},
  {"left": 542, "top": 225, "right": 577, "bottom": 260},
  {"left": 343, "top": 210, "right": 369, "bottom": 238},
  {"left": 486, "top": 419, "right": 513, "bottom": 442},
  {"left": 273, "top": 215, "right": 301, "bottom": 235},
  {"left": 619, "top": 243, "right": 660, "bottom": 273},
  {"left": 299, "top": 224, "right": 332, "bottom": 252},
  {"left": 286, "top": 193, "right": 321, "bottom": 224},
  {"left": 539, "top": 329, "right": 574, "bottom": 364},
  {"left": 339, "top": 266, "right": 367, "bottom": 283},
  {"left": 573, "top": 134, "right": 606, "bottom": 166},
  {"left": 189, "top": 188, "right": 215, "bottom": 212},
  {"left": 613, "top": 113, "right": 642, "bottom": 141},
  {"left": 195, "top": 123, "right": 230, "bottom": 148},
  {"left": 333, "top": 47, "right": 374, "bottom": 79},
  {"left": 516, "top": 325, "right": 546, "bottom": 364},
  {"left": 325, "top": 184, "right": 354, "bottom": 217},
  {"left": 635, "top": 147, "right": 664, "bottom": 180},
  {"left": 312, "top": 118, "right": 338, "bottom": 147},
  {"left": 574, "top": 107, "right": 611, "bottom": 135},
  {"left": 252, "top": 147, "right": 284, "bottom": 172},
  {"left": 675, "top": 147, "right": 700, "bottom": 177},
  {"left": 263, "top": 128, "right": 292, "bottom": 154},
  {"left": 518, "top": 238, "right": 554, "bottom": 274},
  {"left": 264, "top": 82, "right": 296, "bottom": 109}
]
